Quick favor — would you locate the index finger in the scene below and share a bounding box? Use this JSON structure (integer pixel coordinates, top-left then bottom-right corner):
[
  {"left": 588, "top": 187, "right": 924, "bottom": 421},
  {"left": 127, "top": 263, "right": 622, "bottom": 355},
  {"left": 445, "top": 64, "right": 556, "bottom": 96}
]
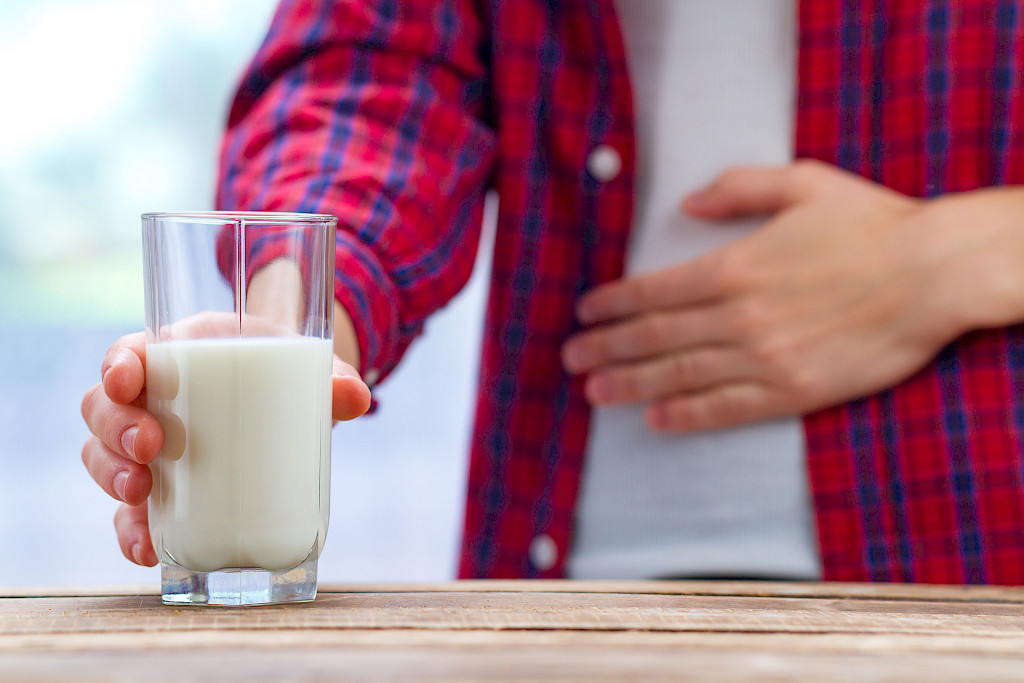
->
[
  {"left": 576, "top": 253, "right": 726, "bottom": 325},
  {"left": 682, "top": 165, "right": 803, "bottom": 220},
  {"left": 101, "top": 332, "right": 147, "bottom": 406}
]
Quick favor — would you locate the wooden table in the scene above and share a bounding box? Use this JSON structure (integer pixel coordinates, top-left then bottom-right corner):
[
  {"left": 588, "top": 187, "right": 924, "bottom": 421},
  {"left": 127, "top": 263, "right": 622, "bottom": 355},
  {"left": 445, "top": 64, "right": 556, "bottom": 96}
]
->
[{"left": 4, "top": 580, "right": 1024, "bottom": 681}]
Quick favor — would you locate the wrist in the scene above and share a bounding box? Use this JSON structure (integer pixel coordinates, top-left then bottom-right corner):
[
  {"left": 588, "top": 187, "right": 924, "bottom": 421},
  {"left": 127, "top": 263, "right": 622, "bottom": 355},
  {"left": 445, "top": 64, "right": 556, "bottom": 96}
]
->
[
  {"left": 246, "top": 258, "right": 303, "bottom": 330},
  {"left": 916, "top": 188, "right": 1024, "bottom": 336},
  {"left": 247, "top": 260, "right": 362, "bottom": 373}
]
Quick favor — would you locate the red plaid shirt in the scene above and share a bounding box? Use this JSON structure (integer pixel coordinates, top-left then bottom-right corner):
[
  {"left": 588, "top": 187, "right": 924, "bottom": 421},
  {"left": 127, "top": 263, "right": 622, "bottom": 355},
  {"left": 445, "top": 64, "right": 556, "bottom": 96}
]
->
[{"left": 218, "top": 0, "right": 1024, "bottom": 583}]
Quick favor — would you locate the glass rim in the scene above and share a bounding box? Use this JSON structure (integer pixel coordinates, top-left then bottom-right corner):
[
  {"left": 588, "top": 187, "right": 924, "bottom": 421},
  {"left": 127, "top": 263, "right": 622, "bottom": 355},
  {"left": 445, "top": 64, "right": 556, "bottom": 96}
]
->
[{"left": 142, "top": 211, "right": 336, "bottom": 224}]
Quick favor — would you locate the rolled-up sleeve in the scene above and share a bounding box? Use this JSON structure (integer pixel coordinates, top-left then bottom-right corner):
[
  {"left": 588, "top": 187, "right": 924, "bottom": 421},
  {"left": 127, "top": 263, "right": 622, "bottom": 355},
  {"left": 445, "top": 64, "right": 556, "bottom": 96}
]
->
[{"left": 216, "top": 0, "right": 497, "bottom": 383}]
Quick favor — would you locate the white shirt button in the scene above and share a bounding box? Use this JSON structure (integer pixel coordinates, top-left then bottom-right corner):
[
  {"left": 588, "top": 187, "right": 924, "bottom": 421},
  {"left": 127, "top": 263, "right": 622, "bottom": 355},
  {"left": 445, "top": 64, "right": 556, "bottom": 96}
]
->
[
  {"left": 529, "top": 533, "right": 558, "bottom": 572},
  {"left": 363, "top": 368, "right": 380, "bottom": 386},
  {"left": 587, "top": 144, "right": 622, "bottom": 182}
]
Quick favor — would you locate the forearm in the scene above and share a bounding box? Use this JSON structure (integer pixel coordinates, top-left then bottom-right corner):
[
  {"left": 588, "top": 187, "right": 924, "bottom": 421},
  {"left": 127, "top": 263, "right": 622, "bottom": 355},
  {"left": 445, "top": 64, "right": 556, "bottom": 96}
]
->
[{"left": 247, "top": 258, "right": 361, "bottom": 371}]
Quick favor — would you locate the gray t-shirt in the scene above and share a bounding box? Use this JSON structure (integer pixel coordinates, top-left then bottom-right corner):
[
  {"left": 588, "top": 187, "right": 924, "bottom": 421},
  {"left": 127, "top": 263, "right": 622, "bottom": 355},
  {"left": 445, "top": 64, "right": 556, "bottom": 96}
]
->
[{"left": 568, "top": 0, "right": 821, "bottom": 580}]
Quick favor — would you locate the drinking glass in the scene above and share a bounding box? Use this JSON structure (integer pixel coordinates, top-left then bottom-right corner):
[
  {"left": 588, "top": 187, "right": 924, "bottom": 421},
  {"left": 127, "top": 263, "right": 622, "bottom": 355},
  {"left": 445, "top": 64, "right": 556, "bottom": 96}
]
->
[{"left": 142, "top": 211, "right": 336, "bottom": 606}]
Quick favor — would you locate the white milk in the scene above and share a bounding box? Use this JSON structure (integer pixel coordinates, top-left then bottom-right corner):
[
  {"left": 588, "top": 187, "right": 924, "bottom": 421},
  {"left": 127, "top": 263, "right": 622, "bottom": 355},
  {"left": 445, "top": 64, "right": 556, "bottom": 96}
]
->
[{"left": 146, "top": 336, "right": 332, "bottom": 572}]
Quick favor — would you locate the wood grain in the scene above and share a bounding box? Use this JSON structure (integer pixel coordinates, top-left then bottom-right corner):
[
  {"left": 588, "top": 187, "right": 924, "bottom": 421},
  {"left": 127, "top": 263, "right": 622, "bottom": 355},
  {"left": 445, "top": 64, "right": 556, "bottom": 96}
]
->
[
  {"left": 4, "top": 581, "right": 1024, "bottom": 682},
  {"left": 7, "top": 579, "right": 1024, "bottom": 602}
]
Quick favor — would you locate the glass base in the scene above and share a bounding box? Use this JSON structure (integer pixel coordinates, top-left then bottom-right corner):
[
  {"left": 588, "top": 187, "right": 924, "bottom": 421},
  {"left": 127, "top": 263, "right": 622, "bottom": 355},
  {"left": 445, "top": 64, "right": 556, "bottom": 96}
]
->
[{"left": 160, "top": 546, "right": 318, "bottom": 606}]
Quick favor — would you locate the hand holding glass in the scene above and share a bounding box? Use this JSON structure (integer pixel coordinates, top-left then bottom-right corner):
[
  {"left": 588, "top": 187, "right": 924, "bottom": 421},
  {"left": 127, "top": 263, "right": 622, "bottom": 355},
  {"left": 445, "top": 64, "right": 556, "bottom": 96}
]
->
[{"left": 142, "top": 212, "right": 336, "bottom": 606}]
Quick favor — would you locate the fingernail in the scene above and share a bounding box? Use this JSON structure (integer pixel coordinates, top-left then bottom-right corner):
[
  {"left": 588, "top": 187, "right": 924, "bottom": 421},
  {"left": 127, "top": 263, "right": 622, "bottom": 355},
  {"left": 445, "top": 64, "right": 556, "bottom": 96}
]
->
[
  {"left": 113, "top": 470, "right": 130, "bottom": 501},
  {"left": 130, "top": 543, "right": 142, "bottom": 564},
  {"left": 120, "top": 426, "right": 139, "bottom": 458}
]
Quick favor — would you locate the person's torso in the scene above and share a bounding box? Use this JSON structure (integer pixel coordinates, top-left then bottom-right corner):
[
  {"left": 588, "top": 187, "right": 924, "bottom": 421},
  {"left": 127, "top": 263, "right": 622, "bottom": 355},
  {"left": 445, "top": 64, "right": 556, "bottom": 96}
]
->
[
  {"left": 462, "top": 0, "right": 1024, "bottom": 584},
  {"left": 568, "top": 0, "right": 822, "bottom": 582}
]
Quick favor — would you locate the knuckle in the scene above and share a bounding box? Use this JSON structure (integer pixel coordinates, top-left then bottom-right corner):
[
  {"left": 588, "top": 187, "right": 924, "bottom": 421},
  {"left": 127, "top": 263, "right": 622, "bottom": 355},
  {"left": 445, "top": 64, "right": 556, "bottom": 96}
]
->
[
  {"left": 684, "top": 396, "right": 719, "bottom": 428},
  {"left": 750, "top": 333, "right": 809, "bottom": 387},
  {"left": 81, "top": 383, "right": 101, "bottom": 421},
  {"left": 641, "top": 314, "right": 670, "bottom": 350},
  {"left": 80, "top": 437, "right": 95, "bottom": 467},
  {"left": 586, "top": 332, "right": 611, "bottom": 365},
  {"left": 634, "top": 279, "right": 657, "bottom": 311},
  {"left": 727, "top": 300, "right": 767, "bottom": 338},
  {"left": 787, "top": 364, "right": 824, "bottom": 399},
  {"left": 111, "top": 332, "right": 142, "bottom": 354},
  {"left": 749, "top": 332, "right": 785, "bottom": 366},
  {"left": 102, "top": 341, "right": 128, "bottom": 374},
  {"left": 701, "top": 393, "right": 730, "bottom": 423},
  {"left": 658, "top": 403, "right": 690, "bottom": 431},
  {"left": 102, "top": 341, "right": 120, "bottom": 366},
  {"left": 669, "top": 354, "right": 695, "bottom": 388},
  {"left": 709, "top": 388, "right": 756, "bottom": 425},
  {"left": 608, "top": 367, "right": 638, "bottom": 401},
  {"left": 102, "top": 412, "right": 128, "bottom": 454},
  {"left": 637, "top": 273, "right": 676, "bottom": 312}
]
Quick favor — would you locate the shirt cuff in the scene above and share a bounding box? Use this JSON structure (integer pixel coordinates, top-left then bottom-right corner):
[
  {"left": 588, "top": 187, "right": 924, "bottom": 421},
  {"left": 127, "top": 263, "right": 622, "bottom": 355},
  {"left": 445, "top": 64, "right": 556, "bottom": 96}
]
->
[
  {"left": 225, "top": 224, "right": 402, "bottom": 388},
  {"left": 331, "top": 229, "right": 401, "bottom": 386}
]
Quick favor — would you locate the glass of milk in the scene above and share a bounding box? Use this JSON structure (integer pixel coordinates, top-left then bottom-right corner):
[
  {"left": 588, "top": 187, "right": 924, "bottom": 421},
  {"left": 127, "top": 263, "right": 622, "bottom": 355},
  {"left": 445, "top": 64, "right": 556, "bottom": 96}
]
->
[{"left": 141, "top": 211, "right": 336, "bottom": 606}]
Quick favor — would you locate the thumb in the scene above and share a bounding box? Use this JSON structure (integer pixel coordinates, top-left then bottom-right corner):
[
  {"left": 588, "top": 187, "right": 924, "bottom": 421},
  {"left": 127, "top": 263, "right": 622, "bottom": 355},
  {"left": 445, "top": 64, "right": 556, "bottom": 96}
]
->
[
  {"left": 683, "top": 165, "right": 803, "bottom": 220},
  {"left": 332, "top": 355, "right": 372, "bottom": 421}
]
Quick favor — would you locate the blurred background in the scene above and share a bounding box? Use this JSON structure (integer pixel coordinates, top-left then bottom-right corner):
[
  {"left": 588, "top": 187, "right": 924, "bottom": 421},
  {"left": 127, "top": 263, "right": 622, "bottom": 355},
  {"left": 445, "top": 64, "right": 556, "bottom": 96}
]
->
[{"left": 0, "top": 0, "right": 486, "bottom": 585}]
